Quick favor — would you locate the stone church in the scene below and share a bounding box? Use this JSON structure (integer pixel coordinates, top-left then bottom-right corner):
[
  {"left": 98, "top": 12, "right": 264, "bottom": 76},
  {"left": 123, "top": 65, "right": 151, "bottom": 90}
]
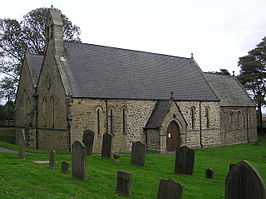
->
[{"left": 15, "top": 9, "right": 257, "bottom": 152}]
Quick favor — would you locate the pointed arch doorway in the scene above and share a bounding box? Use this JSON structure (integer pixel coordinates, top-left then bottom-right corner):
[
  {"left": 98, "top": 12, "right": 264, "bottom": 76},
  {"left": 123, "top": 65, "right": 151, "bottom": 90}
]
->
[{"left": 166, "top": 121, "right": 181, "bottom": 151}]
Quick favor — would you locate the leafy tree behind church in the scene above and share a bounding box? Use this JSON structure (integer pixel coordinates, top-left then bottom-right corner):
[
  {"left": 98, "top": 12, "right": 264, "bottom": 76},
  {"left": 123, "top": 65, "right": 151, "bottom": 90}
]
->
[
  {"left": 237, "top": 36, "right": 266, "bottom": 134},
  {"left": 0, "top": 7, "right": 81, "bottom": 101}
]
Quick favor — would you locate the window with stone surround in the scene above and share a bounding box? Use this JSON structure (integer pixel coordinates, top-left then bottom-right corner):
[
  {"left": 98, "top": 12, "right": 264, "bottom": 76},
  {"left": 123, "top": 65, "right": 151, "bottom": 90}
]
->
[
  {"left": 122, "top": 107, "right": 127, "bottom": 135},
  {"left": 237, "top": 112, "right": 241, "bottom": 129},
  {"left": 50, "top": 96, "right": 55, "bottom": 128},
  {"left": 108, "top": 107, "right": 115, "bottom": 135},
  {"left": 42, "top": 97, "right": 47, "bottom": 127},
  {"left": 205, "top": 106, "right": 210, "bottom": 129},
  {"left": 96, "top": 106, "right": 103, "bottom": 135},
  {"left": 191, "top": 106, "right": 196, "bottom": 129}
]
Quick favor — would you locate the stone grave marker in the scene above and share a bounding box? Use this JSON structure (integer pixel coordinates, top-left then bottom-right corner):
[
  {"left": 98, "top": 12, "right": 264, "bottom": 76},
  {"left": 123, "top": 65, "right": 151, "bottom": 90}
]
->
[
  {"left": 225, "top": 160, "right": 266, "bottom": 199},
  {"left": 229, "top": 163, "right": 236, "bottom": 172},
  {"left": 49, "top": 150, "right": 56, "bottom": 169},
  {"left": 82, "top": 129, "right": 94, "bottom": 156},
  {"left": 175, "top": 146, "right": 195, "bottom": 175},
  {"left": 131, "top": 141, "right": 146, "bottom": 166},
  {"left": 72, "top": 141, "right": 87, "bottom": 181},
  {"left": 117, "top": 171, "right": 132, "bottom": 197},
  {"left": 101, "top": 133, "right": 112, "bottom": 159},
  {"left": 61, "top": 161, "right": 69, "bottom": 174},
  {"left": 18, "top": 129, "right": 26, "bottom": 160},
  {"left": 206, "top": 168, "right": 213, "bottom": 179},
  {"left": 157, "top": 179, "right": 183, "bottom": 199}
]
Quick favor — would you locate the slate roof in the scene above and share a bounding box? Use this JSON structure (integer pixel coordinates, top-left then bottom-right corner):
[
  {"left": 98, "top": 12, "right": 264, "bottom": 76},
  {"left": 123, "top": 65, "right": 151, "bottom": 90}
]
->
[
  {"left": 204, "top": 73, "right": 255, "bottom": 107},
  {"left": 28, "top": 54, "right": 43, "bottom": 84},
  {"left": 145, "top": 100, "right": 172, "bottom": 129},
  {"left": 63, "top": 42, "right": 219, "bottom": 101}
]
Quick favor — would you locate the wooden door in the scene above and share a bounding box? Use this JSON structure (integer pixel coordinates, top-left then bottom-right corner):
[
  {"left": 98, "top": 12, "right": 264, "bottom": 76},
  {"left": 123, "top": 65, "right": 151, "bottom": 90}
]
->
[{"left": 166, "top": 121, "right": 180, "bottom": 151}]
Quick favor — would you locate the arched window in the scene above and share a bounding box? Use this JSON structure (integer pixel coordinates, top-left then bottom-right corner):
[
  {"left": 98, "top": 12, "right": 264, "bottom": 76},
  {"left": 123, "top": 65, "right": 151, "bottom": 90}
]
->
[
  {"left": 237, "top": 112, "right": 241, "bottom": 129},
  {"left": 108, "top": 107, "right": 115, "bottom": 135},
  {"left": 50, "top": 96, "right": 55, "bottom": 127},
  {"left": 26, "top": 97, "right": 31, "bottom": 123},
  {"left": 95, "top": 107, "right": 103, "bottom": 135},
  {"left": 205, "top": 106, "right": 210, "bottom": 129},
  {"left": 243, "top": 114, "right": 246, "bottom": 128},
  {"left": 191, "top": 106, "right": 196, "bottom": 129},
  {"left": 42, "top": 97, "right": 47, "bottom": 127},
  {"left": 122, "top": 107, "right": 127, "bottom": 135}
]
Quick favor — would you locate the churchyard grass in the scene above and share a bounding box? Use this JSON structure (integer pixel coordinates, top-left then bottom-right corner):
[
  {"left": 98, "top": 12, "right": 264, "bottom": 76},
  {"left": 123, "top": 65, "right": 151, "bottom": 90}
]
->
[{"left": 0, "top": 136, "right": 265, "bottom": 199}]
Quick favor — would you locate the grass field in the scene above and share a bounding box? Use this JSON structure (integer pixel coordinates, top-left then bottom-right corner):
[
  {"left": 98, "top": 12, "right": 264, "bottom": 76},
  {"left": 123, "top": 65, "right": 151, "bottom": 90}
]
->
[{"left": 0, "top": 132, "right": 265, "bottom": 199}]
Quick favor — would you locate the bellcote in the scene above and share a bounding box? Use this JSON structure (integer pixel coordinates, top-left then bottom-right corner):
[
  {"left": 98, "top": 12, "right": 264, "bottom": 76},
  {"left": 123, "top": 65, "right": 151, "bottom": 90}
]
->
[{"left": 45, "top": 9, "right": 64, "bottom": 56}]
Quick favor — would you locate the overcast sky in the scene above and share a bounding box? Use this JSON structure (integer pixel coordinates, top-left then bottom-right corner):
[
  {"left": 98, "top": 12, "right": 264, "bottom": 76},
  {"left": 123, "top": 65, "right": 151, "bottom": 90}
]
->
[
  {"left": 1, "top": 0, "right": 265, "bottom": 74},
  {"left": 0, "top": 0, "right": 266, "bottom": 106}
]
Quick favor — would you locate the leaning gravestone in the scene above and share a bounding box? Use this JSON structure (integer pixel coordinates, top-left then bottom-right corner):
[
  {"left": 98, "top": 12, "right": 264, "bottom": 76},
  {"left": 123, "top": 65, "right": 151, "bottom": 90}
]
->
[
  {"left": 225, "top": 160, "right": 266, "bottom": 199},
  {"left": 82, "top": 129, "right": 94, "bottom": 156},
  {"left": 49, "top": 150, "right": 56, "bottom": 169},
  {"left": 131, "top": 141, "right": 146, "bottom": 166},
  {"left": 72, "top": 141, "right": 87, "bottom": 181},
  {"left": 101, "top": 133, "right": 112, "bottom": 159},
  {"left": 157, "top": 179, "right": 183, "bottom": 199},
  {"left": 61, "top": 161, "right": 69, "bottom": 174},
  {"left": 117, "top": 171, "right": 132, "bottom": 197},
  {"left": 18, "top": 129, "right": 26, "bottom": 160},
  {"left": 175, "top": 146, "right": 195, "bottom": 175}
]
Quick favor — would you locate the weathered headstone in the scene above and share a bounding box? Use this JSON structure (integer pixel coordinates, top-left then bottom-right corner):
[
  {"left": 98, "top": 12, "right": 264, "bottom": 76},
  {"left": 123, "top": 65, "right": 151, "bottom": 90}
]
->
[
  {"left": 49, "top": 150, "right": 56, "bottom": 169},
  {"left": 18, "top": 129, "right": 26, "bottom": 160},
  {"left": 157, "top": 179, "right": 183, "bottom": 199},
  {"left": 61, "top": 161, "right": 69, "bottom": 174},
  {"left": 225, "top": 160, "right": 266, "bottom": 199},
  {"left": 82, "top": 129, "right": 95, "bottom": 156},
  {"left": 206, "top": 168, "right": 213, "bottom": 179},
  {"left": 101, "top": 133, "right": 112, "bottom": 159},
  {"left": 131, "top": 141, "right": 146, "bottom": 166},
  {"left": 229, "top": 163, "right": 236, "bottom": 172},
  {"left": 117, "top": 171, "right": 132, "bottom": 197},
  {"left": 175, "top": 146, "right": 195, "bottom": 175},
  {"left": 72, "top": 141, "right": 87, "bottom": 181}
]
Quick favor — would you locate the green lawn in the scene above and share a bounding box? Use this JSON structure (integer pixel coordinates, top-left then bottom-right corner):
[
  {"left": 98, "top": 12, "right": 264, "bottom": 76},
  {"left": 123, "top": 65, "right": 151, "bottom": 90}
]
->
[{"left": 0, "top": 136, "right": 266, "bottom": 199}]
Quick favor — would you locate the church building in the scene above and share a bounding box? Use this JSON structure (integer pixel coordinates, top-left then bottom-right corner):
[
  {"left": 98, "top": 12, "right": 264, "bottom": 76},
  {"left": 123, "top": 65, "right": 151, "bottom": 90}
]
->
[{"left": 15, "top": 9, "right": 257, "bottom": 152}]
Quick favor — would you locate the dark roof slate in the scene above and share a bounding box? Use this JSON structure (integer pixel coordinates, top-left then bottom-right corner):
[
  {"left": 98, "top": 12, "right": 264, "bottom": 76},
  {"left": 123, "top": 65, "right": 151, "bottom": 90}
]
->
[
  {"left": 63, "top": 42, "right": 218, "bottom": 101},
  {"left": 145, "top": 100, "right": 172, "bottom": 129},
  {"left": 28, "top": 54, "right": 43, "bottom": 84},
  {"left": 204, "top": 73, "right": 255, "bottom": 107}
]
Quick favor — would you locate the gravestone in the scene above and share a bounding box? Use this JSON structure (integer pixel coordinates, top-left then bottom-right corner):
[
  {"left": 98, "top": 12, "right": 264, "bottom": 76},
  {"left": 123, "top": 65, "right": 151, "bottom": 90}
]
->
[
  {"left": 157, "top": 179, "right": 183, "bottom": 199},
  {"left": 229, "top": 163, "right": 236, "bottom": 172},
  {"left": 175, "top": 146, "right": 195, "bottom": 175},
  {"left": 206, "top": 168, "right": 213, "bottom": 179},
  {"left": 18, "top": 129, "right": 26, "bottom": 160},
  {"left": 49, "top": 150, "right": 56, "bottom": 169},
  {"left": 131, "top": 141, "right": 146, "bottom": 166},
  {"left": 117, "top": 171, "right": 132, "bottom": 197},
  {"left": 225, "top": 160, "right": 266, "bottom": 199},
  {"left": 61, "top": 161, "right": 69, "bottom": 174},
  {"left": 72, "top": 141, "right": 87, "bottom": 181},
  {"left": 82, "top": 129, "right": 94, "bottom": 156},
  {"left": 101, "top": 133, "right": 112, "bottom": 159}
]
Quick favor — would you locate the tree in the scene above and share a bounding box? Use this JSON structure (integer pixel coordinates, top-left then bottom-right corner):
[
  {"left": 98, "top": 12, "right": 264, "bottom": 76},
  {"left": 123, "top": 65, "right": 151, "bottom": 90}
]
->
[
  {"left": 0, "top": 7, "right": 81, "bottom": 101},
  {"left": 238, "top": 36, "right": 266, "bottom": 134},
  {"left": 214, "top": 69, "right": 231, "bottom": 75}
]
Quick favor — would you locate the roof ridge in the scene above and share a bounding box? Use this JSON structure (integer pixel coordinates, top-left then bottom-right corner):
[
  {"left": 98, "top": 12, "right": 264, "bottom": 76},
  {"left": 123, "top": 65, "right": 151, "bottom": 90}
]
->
[
  {"left": 204, "top": 72, "right": 235, "bottom": 78},
  {"left": 64, "top": 41, "right": 191, "bottom": 60}
]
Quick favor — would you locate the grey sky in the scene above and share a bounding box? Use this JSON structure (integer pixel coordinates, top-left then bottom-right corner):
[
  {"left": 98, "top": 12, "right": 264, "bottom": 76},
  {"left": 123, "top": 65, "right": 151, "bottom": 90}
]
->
[{"left": 1, "top": 0, "right": 265, "bottom": 74}]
